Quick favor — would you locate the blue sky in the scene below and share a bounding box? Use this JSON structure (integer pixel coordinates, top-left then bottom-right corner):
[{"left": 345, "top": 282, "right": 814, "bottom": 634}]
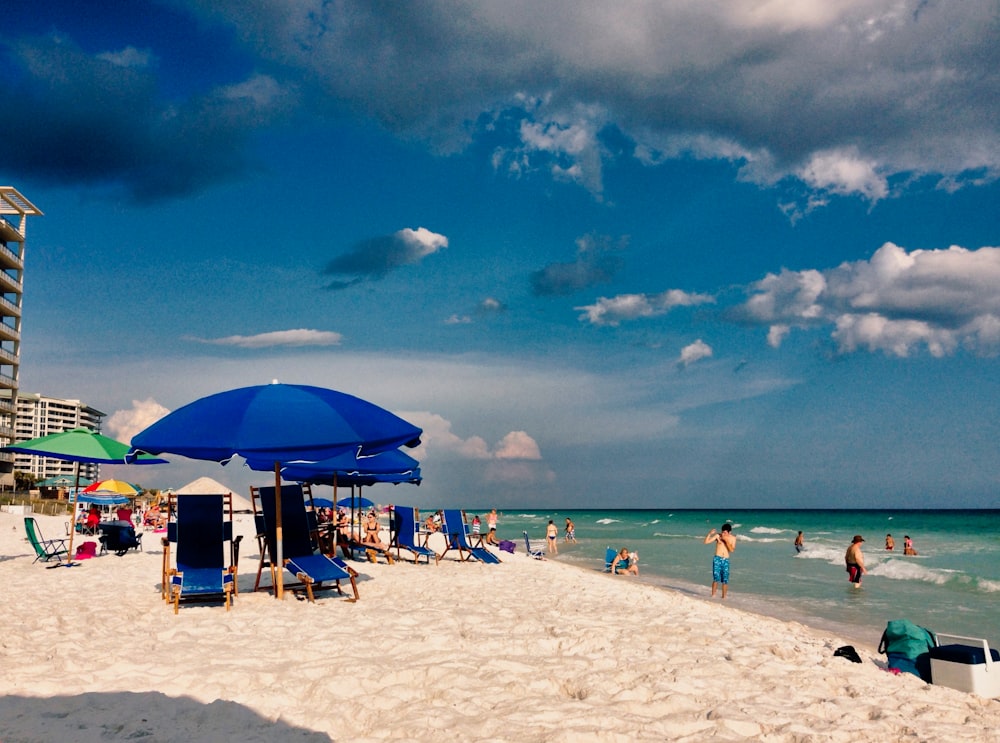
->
[{"left": 4, "top": 1, "right": 999, "bottom": 508}]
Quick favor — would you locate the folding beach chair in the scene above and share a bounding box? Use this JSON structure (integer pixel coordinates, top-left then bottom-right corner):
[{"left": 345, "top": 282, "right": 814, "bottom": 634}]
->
[
  {"left": 604, "top": 547, "right": 617, "bottom": 572},
  {"left": 24, "top": 517, "right": 69, "bottom": 563},
  {"left": 390, "top": 505, "right": 439, "bottom": 564},
  {"left": 252, "top": 485, "right": 359, "bottom": 602},
  {"left": 440, "top": 510, "right": 501, "bottom": 564},
  {"left": 165, "top": 493, "right": 236, "bottom": 614},
  {"left": 522, "top": 531, "right": 545, "bottom": 560}
]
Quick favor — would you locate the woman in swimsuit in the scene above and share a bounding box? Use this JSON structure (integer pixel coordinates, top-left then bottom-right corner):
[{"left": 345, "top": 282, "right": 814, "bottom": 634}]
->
[
  {"left": 546, "top": 520, "right": 558, "bottom": 555},
  {"left": 611, "top": 548, "right": 639, "bottom": 575},
  {"left": 363, "top": 512, "right": 388, "bottom": 550}
]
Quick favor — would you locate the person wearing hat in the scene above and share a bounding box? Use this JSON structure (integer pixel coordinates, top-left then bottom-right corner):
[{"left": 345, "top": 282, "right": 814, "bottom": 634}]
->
[{"left": 845, "top": 535, "right": 867, "bottom": 588}]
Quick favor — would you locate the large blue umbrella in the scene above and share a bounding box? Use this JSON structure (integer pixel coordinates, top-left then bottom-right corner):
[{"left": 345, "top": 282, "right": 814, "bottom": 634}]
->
[{"left": 130, "top": 382, "right": 421, "bottom": 598}]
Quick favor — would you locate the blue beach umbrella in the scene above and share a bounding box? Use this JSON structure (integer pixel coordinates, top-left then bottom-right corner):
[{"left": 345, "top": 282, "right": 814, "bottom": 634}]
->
[
  {"left": 129, "top": 382, "right": 422, "bottom": 598},
  {"left": 337, "top": 496, "right": 375, "bottom": 510}
]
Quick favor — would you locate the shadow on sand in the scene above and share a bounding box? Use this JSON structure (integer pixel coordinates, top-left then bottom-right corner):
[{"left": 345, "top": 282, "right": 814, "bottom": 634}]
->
[{"left": 0, "top": 691, "right": 331, "bottom": 742}]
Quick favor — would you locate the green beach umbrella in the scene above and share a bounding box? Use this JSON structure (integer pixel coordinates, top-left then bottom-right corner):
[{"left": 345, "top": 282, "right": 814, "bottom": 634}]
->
[{"left": 1, "top": 428, "right": 166, "bottom": 565}]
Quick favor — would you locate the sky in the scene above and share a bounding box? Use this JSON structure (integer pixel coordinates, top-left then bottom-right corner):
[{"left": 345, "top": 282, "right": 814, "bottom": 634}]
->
[{"left": 3, "top": 0, "right": 998, "bottom": 509}]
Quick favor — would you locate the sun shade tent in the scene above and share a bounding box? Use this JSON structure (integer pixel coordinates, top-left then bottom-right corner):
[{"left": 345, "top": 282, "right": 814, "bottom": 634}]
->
[
  {"left": 129, "top": 382, "right": 421, "bottom": 598},
  {"left": 1, "top": 428, "right": 165, "bottom": 565}
]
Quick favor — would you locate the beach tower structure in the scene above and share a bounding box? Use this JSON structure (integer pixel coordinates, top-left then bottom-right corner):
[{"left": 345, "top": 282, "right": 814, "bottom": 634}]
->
[{"left": 0, "top": 187, "right": 43, "bottom": 489}]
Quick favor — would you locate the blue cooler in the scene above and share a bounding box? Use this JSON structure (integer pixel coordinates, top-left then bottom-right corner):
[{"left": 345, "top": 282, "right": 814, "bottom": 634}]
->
[{"left": 929, "top": 634, "right": 1000, "bottom": 697}]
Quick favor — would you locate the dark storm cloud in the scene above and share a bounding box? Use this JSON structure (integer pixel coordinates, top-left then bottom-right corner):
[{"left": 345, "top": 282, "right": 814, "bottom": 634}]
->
[
  {"left": 531, "top": 234, "right": 625, "bottom": 296},
  {"left": 322, "top": 227, "right": 448, "bottom": 291},
  {"left": 185, "top": 0, "right": 1000, "bottom": 199},
  {"left": 0, "top": 36, "right": 291, "bottom": 203}
]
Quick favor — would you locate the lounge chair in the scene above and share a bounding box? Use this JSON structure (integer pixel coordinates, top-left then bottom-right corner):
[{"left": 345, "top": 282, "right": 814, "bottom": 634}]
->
[
  {"left": 604, "top": 547, "right": 617, "bottom": 572},
  {"left": 24, "top": 517, "right": 69, "bottom": 563},
  {"left": 522, "top": 531, "right": 545, "bottom": 560},
  {"left": 252, "top": 485, "right": 359, "bottom": 602},
  {"left": 440, "top": 509, "right": 501, "bottom": 564},
  {"left": 98, "top": 521, "right": 143, "bottom": 556},
  {"left": 165, "top": 494, "right": 236, "bottom": 614},
  {"left": 390, "top": 506, "right": 439, "bottom": 564}
]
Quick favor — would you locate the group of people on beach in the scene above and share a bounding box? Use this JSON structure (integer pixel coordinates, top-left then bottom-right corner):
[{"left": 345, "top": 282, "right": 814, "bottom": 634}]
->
[{"left": 842, "top": 532, "right": 919, "bottom": 588}]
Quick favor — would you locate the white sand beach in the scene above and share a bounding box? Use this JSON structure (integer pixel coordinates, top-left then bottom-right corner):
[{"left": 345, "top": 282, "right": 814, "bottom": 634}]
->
[{"left": 2, "top": 509, "right": 999, "bottom": 742}]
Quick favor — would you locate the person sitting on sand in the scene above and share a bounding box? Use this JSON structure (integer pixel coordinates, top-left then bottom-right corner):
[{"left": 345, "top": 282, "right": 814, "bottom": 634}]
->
[
  {"left": 845, "top": 535, "right": 867, "bottom": 588},
  {"left": 610, "top": 548, "right": 639, "bottom": 575},
  {"left": 362, "top": 512, "right": 388, "bottom": 551},
  {"left": 484, "top": 527, "right": 499, "bottom": 546}
]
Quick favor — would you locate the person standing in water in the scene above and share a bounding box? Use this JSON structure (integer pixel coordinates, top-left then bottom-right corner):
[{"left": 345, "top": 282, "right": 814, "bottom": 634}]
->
[
  {"left": 564, "top": 517, "right": 576, "bottom": 543},
  {"left": 885, "top": 533, "right": 895, "bottom": 551},
  {"left": 546, "top": 519, "right": 559, "bottom": 554},
  {"left": 845, "top": 535, "right": 867, "bottom": 588},
  {"left": 704, "top": 524, "right": 736, "bottom": 598},
  {"left": 794, "top": 531, "right": 804, "bottom": 553}
]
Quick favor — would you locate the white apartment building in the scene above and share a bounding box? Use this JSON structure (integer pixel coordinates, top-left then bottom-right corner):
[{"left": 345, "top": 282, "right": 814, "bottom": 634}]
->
[
  {"left": 0, "top": 187, "right": 42, "bottom": 488},
  {"left": 14, "top": 393, "right": 106, "bottom": 481}
]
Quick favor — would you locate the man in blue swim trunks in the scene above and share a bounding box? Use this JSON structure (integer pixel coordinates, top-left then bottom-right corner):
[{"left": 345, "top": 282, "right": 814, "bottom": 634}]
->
[{"left": 704, "top": 523, "right": 736, "bottom": 598}]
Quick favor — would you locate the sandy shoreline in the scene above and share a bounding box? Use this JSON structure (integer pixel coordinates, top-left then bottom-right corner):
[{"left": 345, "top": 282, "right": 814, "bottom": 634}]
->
[{"left": 2, "top": 510, "right": 999, "bottom": 741}]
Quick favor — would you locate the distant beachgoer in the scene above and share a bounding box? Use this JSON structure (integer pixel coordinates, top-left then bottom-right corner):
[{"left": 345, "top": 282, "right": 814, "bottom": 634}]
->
[
  {"left": 610, "top": 547, "right": 638, "bottom": 575},
  {"left": 546, "top": 520, "right": 558, "bottom": 554},
  {"left": 471, "top": 514, "right": 481, "bottom": 535},
  {"left": 484, "top": 527, "right": 498, "bottom": 546},
  {"left": 845, "top": 535, "right": 867, "bottom": 588},
  {"left": 903, "top": 535, "right": 917, "bottom": 556},
  {"left": 487, "top": 508, "right": 498, "bottom": 534},
  {"left": 885, "top": 534, "right": 895, "bottom": 551},
  {"left": 794, "top": 531, "right": 804, "bottom": 553},
  {"left": 564, "top": 517, "right": 576, "bottom": 543},
  {"left": 704, "top": 524, "right": 736, "bottom": 598}
]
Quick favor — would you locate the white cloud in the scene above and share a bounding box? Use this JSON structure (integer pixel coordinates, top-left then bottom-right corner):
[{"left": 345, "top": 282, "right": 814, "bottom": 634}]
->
[
  {"left": 401, "top": 412, "right": 542, "bottom": 461},
  {"left": 577, "top": 289, "right": 715, "bottom": 326},
  {"left": 97, "top": 46, "right": 153, "bottom": 68},
  {"left": 105, "top": 398, "right": 170, "bottom": 443},
  {"left": 397, "top": 227, "right": 449, "bottom": 258},
  {"left": 494, "top": 431, "right": 542, "bottom": 460},
  {"left": 678, "top": 339, "right": 713, "bottom": 367},
  {"left": 185, "top": 1, "right": 999, "bottom": 203},
  {"left": 739, "top": 242, "right": 1000, "bottom": 356},
  {"left": 798, "top": 148, "right": 888, "bottom": 202},
  {"left": 191, "top": 329, "right": 343, "bottom": 348}
]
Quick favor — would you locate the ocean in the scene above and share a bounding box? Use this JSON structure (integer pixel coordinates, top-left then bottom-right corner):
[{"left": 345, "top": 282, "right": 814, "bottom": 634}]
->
[{"left": 485, "top": 509, "right": 1000, "bottom": 648}]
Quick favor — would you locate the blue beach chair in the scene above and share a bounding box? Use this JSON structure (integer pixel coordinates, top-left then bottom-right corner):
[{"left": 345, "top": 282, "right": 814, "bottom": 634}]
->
[
  {"left": 440, "top": 509, "right": 501, "bottom": 564},
  {"left": 253, "top": 485, "right": 359, "bottom": 602},
  {"left": 523, "top": 531, "right": 545, "bottom": 560},
  {"left": 604, "top": 547, "right": 617, "bottom": 572},
  {"left": 391, "top": 505, "right": 439, "bottom": 564},
  {"left": 166, "top": 493, "right": 235, "bottom": 613}
]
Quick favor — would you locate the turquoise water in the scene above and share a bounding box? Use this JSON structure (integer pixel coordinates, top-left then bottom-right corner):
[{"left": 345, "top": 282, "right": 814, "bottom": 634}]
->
[{"left": 489, "top": 509, "right": 1000, "bottom": 648}]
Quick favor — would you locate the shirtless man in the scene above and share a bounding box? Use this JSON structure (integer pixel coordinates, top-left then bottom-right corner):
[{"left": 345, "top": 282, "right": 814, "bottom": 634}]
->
[
  {"left": 845, "top": 535, "right": 867, "bottom": 588},
  {"left": 885, "top": 533, "right": 895, "bottom": 551},
  {"left": 704, "top": 524, "right": 736, "bottom": 598}
]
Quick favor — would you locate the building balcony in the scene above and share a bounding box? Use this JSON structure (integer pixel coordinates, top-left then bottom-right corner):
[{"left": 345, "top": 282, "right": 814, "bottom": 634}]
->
[
  {"left": 0, "top": 219, "right": 23, "bottom": 245},
  {"left": 0, "top": 271, "right": 21, "bottom": 294}
]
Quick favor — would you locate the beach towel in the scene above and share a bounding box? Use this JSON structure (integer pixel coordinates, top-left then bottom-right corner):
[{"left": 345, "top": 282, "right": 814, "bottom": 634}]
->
[
  {"left": 498, "top": 540, "right": 516, "bottom": 554},
  {"left": 878, "top": 619, "right": 936, "bottom": 681}
]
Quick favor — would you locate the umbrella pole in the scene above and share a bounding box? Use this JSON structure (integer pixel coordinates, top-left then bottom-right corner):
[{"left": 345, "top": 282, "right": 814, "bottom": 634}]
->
[
  {"left": 274, "top": 461, "right": 284, "bottom": 599},
  {"left": 65, "top": 462, "right": 79, "bottom": 565}
]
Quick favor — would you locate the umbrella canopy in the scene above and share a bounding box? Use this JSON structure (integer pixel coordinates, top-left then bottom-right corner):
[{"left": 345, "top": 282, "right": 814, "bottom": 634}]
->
[
  {"left": 2, "top": 428, "right": 166, "bottom": 465},
  {"left": 1, "top": 428, "right": 165, "bottom": 566},
  {"left": 129, "top": 382, "right": 422, "bottom": 598},
  {"left": 71, "top": 492, "right": 131, "bottom": 506},
  {"left": 130, "top": 383, "right": 421, "bottom": 463},
  {"left": 81, "top": 479, "right": 142, "bottom": 496},
  {"left": 337, "top": 496, "right": 375, "bottom": 509},
  {"left": 254, "top": 448, "right": 422, "bottom": 487}
]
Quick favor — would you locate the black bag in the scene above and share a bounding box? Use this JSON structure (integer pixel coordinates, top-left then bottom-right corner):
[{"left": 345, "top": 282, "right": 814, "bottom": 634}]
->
[{"left": 833, "top": 645, "right": 862, "bottom": 663}]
